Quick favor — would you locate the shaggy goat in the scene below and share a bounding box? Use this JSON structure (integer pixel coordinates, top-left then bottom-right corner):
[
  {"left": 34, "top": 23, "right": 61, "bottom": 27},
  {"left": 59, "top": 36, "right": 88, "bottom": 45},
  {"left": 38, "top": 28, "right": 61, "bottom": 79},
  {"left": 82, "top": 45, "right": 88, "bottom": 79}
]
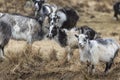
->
[
  {"left": 0, "top": 13, "right": 43, "bottom": 44},
  {"left": 75, "top": 34, "right": 119, "bottom": 74},
  {"left": 62, "top": 28, "right": 79, "bottom": 61},
  {"left": 63, "top": 26, "right": 99, "bottom": 61},
  {"left": 32, "top": 0, "right": 57, "bottom": 26},
  {"left": 0, "top": 21, "right": 11, "bottom": 59},
  {"left": 47, "top": 7, "right": 79, "bottom": 38}
]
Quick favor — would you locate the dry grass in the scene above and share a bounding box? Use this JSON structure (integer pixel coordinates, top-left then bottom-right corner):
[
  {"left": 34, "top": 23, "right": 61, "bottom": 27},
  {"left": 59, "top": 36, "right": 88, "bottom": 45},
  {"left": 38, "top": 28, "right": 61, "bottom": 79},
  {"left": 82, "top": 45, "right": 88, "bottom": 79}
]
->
[{"left": 0, "top": 0, "right": 120, "bottom": 80}]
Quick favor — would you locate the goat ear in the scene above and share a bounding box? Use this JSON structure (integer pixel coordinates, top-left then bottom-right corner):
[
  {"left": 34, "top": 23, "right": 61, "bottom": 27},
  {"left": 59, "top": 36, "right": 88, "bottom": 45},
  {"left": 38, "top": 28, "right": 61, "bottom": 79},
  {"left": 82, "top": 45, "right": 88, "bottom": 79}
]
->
[{"left": 75, "top": 34, "right": 78, "bottom": 38}]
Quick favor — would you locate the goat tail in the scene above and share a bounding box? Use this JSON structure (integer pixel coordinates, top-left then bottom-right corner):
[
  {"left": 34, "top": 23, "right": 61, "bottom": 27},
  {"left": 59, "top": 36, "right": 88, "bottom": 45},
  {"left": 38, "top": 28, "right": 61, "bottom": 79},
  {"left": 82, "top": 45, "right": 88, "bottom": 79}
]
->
[
  {"left": 116, "top": 42, "right": 120, "bottom": 50},
  {"left": 116, "top": 43, "right": 120, "bottom": 57}
]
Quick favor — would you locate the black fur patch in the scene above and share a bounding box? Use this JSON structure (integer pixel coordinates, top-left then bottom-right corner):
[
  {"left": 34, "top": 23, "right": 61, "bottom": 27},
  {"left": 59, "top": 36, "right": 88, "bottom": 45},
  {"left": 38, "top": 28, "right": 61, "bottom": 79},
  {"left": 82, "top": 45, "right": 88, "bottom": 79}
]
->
[
  {"left": 0, "top": 21, "right": 11, "bottom": 47},
  {"left": 58, "top": 29, "right": 67, "bottom": 47},
  {"left": 113, "top": 2, "right": 120, "bottom": 20},
  {"left": 58, "top": 7, "right": 79, "bottom": 29},
  {"left": 96, "top": 39, "right": 109, "bottom": 45},
  {"left": 51, "top": 26, "right": 58, "bottom": 38},
  {"left": 80, "top": 25, "right": 97, "bottom": 40}
]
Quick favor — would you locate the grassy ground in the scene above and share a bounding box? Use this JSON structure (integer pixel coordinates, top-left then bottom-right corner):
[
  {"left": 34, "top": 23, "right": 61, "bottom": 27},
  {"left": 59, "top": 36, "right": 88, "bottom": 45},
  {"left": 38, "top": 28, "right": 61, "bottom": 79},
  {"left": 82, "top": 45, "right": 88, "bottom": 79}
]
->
[{"left": 0, "top": 0, "right": 120, "bottom": 80}]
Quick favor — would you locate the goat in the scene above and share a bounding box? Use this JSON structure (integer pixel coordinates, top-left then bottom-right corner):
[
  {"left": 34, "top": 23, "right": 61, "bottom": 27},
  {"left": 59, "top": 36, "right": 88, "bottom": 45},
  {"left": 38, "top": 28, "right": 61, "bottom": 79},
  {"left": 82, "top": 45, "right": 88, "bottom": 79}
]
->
[
  {"left": 47, "top": 7, "right": 79, "bottom": 38},
  {"left": 75, "top": 34, "right": 119, "bottom": 74},
  {"left": 62, "top": 28, "right": 79, "bottom": 61},
  {"left": 0, "top": 12, "right": 43, "bottom": 44},
  {"left": 32, "top": 0, "right": 57, "bottom": 26},
  {"left": 113, "top": 2, "right": 120, "bottom": 20},
  {"left": 32, "top": 0, "right": 45, "bottom": 12},
  {"left": 0, "top": 21, "right": 11, "bottom": 59},
  {"left": 63, "top": 26, "right": 100, "bottom": 61}
]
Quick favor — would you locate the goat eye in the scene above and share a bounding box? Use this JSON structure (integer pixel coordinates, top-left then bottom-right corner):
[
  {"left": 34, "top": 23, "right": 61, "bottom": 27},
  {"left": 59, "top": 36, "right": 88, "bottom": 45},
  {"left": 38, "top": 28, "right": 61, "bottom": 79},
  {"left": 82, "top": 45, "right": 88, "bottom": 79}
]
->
[
  {"left": 84, "top": 39, "right": 86, "bottom": 42},
  {"left": 52, "top": 23, "right": 54, "bottom": 25}
]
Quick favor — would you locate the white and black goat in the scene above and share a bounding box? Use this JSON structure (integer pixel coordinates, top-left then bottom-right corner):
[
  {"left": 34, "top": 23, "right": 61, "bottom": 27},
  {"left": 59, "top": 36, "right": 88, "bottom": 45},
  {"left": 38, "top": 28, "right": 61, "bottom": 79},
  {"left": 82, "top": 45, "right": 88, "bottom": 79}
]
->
[
  {"left": 64, "top": 25, "right": 100, "bottom": 61},
  {"left": 75, "top": 34, "right": 119, "bottom": 74},
  {"left": 32, "top": 0, "right": 57, "bottom": 25},
  {"left": 47, "top": 7, "right": 79, "bottom": 38},
  {"left": 0, "top": 13, "right": 44, "bottom": 44}
]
